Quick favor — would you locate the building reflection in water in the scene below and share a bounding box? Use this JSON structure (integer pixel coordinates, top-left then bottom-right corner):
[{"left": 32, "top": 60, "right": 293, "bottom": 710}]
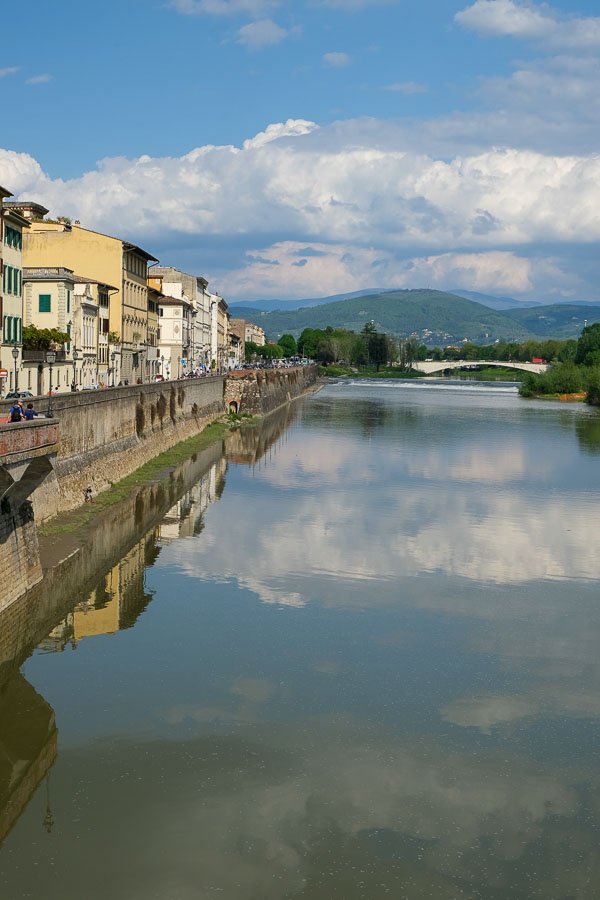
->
[
  {"left": 0, "top": 408, "right": 300, "bottom": 847},
  {"left": 0, "top": 673, "right": 57, "bottom": 847}
]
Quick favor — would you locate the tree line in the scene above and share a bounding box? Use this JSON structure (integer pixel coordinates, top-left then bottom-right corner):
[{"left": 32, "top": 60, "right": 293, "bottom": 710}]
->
[{"left": 246, "top": 320, "right": 600, "bottom": 406}]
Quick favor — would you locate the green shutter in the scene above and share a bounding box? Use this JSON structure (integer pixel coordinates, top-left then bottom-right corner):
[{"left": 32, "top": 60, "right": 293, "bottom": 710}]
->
[{"left": 39, "top": 294, "right": 51, "bottom": 313}]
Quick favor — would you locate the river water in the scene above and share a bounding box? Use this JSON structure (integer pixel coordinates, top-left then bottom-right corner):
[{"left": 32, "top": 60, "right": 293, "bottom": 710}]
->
[{"left": 2, "top": 380, "right": 600, "bottom": 899}]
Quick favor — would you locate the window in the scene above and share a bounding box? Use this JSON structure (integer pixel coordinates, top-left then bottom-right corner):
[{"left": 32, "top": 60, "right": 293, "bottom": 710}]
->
[
  {"left": 39, "top": 294, "right": 51, "bottom": 313},
  {"left": 66, "top": 290, "right": 71, "bottom": 313},
  {"left": 4, "top": 225, "right": 22, "bottom": 250},
  {"left": 6, "top": 266, "right": 12, "bottom": 294}
]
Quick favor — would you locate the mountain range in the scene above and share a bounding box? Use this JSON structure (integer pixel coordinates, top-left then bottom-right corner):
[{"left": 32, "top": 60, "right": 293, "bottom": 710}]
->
[{"left": 229, "top": 289, "right": 600, "bottom": 346}]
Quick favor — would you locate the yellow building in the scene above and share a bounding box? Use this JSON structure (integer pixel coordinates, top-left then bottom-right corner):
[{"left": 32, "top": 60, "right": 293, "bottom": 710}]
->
[{"left": 21, "top": 211, "right": 157, "bottom": 384}]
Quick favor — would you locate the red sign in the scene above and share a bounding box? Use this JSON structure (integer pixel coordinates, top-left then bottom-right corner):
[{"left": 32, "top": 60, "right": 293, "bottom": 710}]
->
[{"left": 0, "top": 369, "right": 8, "bottom": 378}]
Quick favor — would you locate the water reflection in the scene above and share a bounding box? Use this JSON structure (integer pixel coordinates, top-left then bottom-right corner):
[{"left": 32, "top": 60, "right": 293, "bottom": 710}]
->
[
  {"left": 0, "top": 673, "right": 57, "bottom": 847},
  {"left": 1, "top": 383, "right": 600, "bottom": 898}
]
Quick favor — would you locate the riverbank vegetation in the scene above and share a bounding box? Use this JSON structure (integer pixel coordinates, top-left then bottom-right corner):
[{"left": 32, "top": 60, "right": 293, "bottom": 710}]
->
[
  {"left": 518, "top": 324, "right": 600, "bottom": 404},
  {"left": 290, "top": 320, "right": 600, "bottom": 405}
]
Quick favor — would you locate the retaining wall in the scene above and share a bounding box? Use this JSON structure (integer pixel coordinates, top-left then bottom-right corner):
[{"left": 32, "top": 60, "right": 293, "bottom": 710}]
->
[{"left": 0, "top": 366, "right": 316, "bottom": 523}]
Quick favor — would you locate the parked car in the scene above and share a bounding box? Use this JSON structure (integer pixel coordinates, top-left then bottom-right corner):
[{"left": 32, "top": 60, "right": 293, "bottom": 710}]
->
[{"left": 5, "top": 390, "right": 34, "bottom": 400}]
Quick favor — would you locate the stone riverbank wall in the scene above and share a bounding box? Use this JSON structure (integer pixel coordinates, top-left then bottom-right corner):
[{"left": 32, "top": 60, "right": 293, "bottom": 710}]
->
[{"left": 0, "top": 366, "right": 316, "bottom": 525}]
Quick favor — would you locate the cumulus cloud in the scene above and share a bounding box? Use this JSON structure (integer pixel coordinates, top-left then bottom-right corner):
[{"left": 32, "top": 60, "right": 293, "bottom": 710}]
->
[
  {"left": 456, "top": 0, "right": 600, "bottom": 50},
  {"left": 0, "top": 66, "right": 19, "bottom": 78},
  {"left": 1, "top": 117, "right": 599, "bottom": 299},
  {"left": 236, "top": 17, "right": 293, "bottom": 47},
  {"left": 323, "top": 51, "right": 351, "bottom": 67}
]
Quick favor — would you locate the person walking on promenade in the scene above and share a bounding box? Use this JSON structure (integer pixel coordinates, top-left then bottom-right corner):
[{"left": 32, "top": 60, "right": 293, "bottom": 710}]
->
[
  {"left": 7, "top": 400, "right": 23, "bottom": 423},
  {"left": 23, "top": 403, "right": 39, "bottom": 421}
]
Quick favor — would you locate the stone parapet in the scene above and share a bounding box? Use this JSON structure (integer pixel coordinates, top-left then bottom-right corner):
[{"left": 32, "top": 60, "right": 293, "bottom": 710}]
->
[{"left": 0, "top": 420, "right": 60, "bottom": 465}]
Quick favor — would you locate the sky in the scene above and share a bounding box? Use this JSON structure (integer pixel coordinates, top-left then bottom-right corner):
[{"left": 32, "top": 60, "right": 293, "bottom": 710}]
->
[{"left": 1, "top": 0, "right": 599, "bottom": 303}]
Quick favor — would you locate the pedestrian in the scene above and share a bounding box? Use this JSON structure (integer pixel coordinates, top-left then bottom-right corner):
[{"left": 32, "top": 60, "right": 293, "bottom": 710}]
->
[
  {"left": 7, "top": 400, "right": 23, "bottom": 423},
  {"left": 23, "top": 403, "right": 39, "bottom": 421}
]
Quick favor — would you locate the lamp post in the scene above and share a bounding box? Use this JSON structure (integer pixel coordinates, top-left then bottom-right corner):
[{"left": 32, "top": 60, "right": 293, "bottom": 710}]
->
[
  {"left": 110, "top": 351, "right": 116, "bottom": 388},
  {"left": 45, "top": 349, "right": 56, "bottom": 418},
  {"left": 72, "top": 348, "right": 79, "bottom": 391},
  {"left": 11, "top": 345, "right": 19, "bottom": 392}
]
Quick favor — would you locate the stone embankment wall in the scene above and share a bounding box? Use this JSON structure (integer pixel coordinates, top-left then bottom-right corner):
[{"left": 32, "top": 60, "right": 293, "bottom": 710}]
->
[
  {"left": 0, "top": 366, "right": 316, "bottom": 523},
  {"left": 0, "top": 503, "right": 43, "bottom": 614},
  {"left": 224, "top": 366, "right": 316, "bottom": 416},
  {"left": 1, "top": 377, "right": 224, "bottom": 521}
]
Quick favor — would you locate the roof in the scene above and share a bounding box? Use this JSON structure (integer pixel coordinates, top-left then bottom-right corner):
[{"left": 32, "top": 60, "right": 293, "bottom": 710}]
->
[
  {"left": 2, "top": 206, "right": 31, "bottom": 229},
  {"left": 71, "top": 274, "right": 119, "bottom": 291},
  {"left": 0, "top": 186, "right": 13, "bottom": 200},
  {"left": 23, "top": 266, "right": 76, "bottom": 283},
  {"left": 158, "top": 294, "right": 191, "bottom": 307},
  {"left": 123, "top": 241, "right": 158, "bottom": 263},
  {"left": 4, "top": 200, "right": 49, "bottom": 217}
]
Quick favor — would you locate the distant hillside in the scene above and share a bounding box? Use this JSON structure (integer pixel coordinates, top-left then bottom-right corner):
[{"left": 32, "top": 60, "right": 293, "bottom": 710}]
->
[
  {"left": 503, "top": 304, "right": 600, "bottom": 339},
  {"left": 229, "top": 288, "right": 384, "bottom": 316},
  {"left": 450, "top": 289, "right": 541, "bottom": 311},
  {"left": 245, "top": 289, "right": 536, "bottom": 344}
]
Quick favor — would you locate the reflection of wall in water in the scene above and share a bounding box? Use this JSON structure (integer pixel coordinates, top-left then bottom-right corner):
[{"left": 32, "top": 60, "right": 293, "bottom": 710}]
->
[
  {"left": 0, "top": 672, "right": 57, "bottom": 846},
  {"left": 158, "top": 459, "right": 226, "bottom": 543},
  {"left": 38, "top": 530, "right": 159, "bottom": 650},
  {"left": 225, "top": 404, "right": 299, "bottom": 466}
]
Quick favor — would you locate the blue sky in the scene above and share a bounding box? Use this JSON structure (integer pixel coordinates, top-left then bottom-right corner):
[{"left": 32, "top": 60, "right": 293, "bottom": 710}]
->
[{"left": 1, "top": 0, "right": 600, "bottom": 302}]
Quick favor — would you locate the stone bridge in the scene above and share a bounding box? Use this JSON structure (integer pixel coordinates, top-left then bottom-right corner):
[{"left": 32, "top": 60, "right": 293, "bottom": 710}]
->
[{"left": 412, "top": 359, "right": 549, "bottom": 375}]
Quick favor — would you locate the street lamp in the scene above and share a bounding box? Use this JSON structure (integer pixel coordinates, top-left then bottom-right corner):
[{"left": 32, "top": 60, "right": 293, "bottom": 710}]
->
[
  {"left": 111, "top": 351, "right": 116, "bottom": 388},
  {"left": 45, "top": 349, "right": 56, "bottom": 418},
  {"left": 72, "top": 348, "right": 79, "bottom": 391},
  {"left": 11, "top": 345, "right": 19, "bottom": 392}
]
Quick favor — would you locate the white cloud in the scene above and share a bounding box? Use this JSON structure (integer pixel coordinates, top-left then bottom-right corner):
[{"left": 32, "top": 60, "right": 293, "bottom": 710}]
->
[
  {"left": 323, "top": 51, "right": 351, "bottom": 67},
  {"left": 0, "top": 66, "right": 19, "bottom": 78},
  {"left": 456, "top": 0, "right": 600, "bottom": 50},
  {"left": 236, "top": 18, "right": 292, "bottom": 47},
  {"left": 25, "top": 73, "right": 53, "bottom": 85},
  {"left": 242, "top": 119, "right": 318, "bottom": 149},
  {"left": 2, "top": 118, "right": 600, "bottom": 299},
  {"left": 383, "top": 80, "right": 428, "bottom": 93}
]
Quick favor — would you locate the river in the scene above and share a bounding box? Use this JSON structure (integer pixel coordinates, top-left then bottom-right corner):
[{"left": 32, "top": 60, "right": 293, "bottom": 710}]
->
[{"left": 1, "top": 380, "right": 600, "bottom": 899}]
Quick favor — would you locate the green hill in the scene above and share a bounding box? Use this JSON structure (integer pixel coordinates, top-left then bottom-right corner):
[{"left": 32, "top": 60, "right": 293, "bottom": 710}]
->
[
  {"left": 249, "top": 289, "right": 535, "bottom": 345},
  {"left": 503, "top": 304, "right": 600, "bottom": 339}
]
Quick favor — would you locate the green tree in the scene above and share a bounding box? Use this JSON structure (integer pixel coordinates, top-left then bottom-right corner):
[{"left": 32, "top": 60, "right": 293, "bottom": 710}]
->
[
  {"left": 22, "top": 324, "right": 70, "bottom": 350},
  {"left": 575, "top": 323, "right": 600, "bottom": 366},
  {"left": 278, "top": 334, "right": 297, "bottom": 357}
]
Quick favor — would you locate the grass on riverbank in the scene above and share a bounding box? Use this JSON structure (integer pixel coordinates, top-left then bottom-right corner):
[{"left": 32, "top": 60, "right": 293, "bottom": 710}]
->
[{"left": 39, "top": 420, "right": 232, "bottom": 537}]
